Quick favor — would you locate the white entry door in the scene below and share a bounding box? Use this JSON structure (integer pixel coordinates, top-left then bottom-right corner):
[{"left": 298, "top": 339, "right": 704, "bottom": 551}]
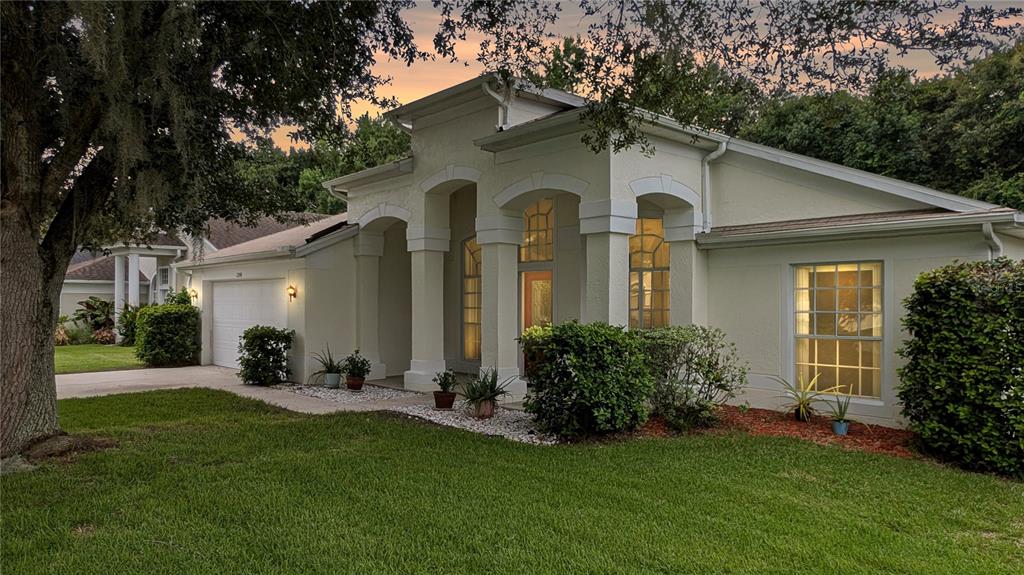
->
[{"left": 211, "top": 279, "right": 287, "bottom": 368}]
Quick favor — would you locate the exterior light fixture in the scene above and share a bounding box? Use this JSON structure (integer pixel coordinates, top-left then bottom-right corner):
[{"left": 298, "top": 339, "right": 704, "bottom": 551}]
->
[
  {"left": 189, "top": 288, "right": 198, "bottom": 301},
  {"left": 287, "top": 285, "right": 297, "bottom": 301}
]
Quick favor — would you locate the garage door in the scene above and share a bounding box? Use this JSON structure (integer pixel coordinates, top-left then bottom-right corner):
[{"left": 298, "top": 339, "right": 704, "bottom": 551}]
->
[{"left": 212, "top": 280, "right": 287, "bottom": 368}]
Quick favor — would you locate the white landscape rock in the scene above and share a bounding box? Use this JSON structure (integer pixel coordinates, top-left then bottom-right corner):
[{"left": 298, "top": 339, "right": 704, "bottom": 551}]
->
[
  {"left": 391, "top": 403, "right": 557, "bottom": 445},
  {"left": 272, "top": 383, "right": 416, "bottom": 404}
]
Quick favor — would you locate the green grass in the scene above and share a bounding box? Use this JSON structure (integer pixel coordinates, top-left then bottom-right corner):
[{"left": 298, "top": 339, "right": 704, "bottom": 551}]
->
[
  {"left": 4, "top": 389, "right": 1022, "bottom": 574},
  {"left": 54, "top": 344, "right": 144, "bottom": 374}
]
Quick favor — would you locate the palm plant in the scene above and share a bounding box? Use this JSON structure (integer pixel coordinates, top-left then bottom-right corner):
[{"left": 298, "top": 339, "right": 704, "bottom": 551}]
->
[
  {"left": 774, "top": 373, "right": 837, "bottom": 422},
  {"left": 462, "top": 368, "right": 510, "bottom": 418}
]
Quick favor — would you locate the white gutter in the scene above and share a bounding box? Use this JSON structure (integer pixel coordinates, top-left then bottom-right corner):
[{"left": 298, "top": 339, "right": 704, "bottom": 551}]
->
[
  {"left": 482, "top": 79, "right": 511, "bottom": 130},
  {"left": 701, "top": 141, "right": 728, "bottom": 233},
  {"left": 982, "top": 222, "right": 1004, "bottom": 259}
]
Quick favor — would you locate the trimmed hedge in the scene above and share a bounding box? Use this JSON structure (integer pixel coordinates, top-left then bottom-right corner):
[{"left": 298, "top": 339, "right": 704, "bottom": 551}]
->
[
  {"left": 238, "top": 325, "right": 295, "bottom": 386},
  {"left": 897, "top": 258, "right": 1023, "bottom": 477},
  {"left": 135, "top": 304, "right": 201, "bottom": 366},
  {"left": 522, "top": 322, "right": 652, "bottom": 439}
]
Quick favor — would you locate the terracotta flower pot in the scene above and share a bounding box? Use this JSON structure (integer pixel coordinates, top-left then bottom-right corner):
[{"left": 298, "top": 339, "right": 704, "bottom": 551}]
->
[
  {"left": 433, "top": 391, "right": 456, "bottom": 410},
  {"left": 346, "top": 376, "right": 365, "bottom": 391},
  {"left": 471, "top": 400, "right": 495, "bottom": 419}
]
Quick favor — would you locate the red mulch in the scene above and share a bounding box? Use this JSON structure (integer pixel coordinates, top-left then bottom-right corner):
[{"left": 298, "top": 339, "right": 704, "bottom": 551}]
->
[{"left": 639, "top": 406, "right": 917, "bottom": 459}]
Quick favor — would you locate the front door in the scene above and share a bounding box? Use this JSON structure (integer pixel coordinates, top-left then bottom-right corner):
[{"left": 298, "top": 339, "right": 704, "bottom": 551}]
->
[{"left": 521, "top": 270, "right": 553, "bottom": 330}]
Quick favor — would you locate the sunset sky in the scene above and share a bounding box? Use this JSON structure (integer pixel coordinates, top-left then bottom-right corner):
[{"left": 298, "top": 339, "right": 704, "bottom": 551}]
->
[{"left": 270, "top": 1, "right": 1023, "bottom": 149}]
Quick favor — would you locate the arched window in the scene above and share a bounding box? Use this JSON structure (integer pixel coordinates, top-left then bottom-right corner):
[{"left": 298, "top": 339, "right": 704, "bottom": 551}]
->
[
  {"left": 462, "top": 237, "right": 482, "bottom": 360},
  {"left": 629, "top": 218, "right": 670, "bottom": 329},
  {"left": 520, "top": 198, "right": 554, "bottom": 262}
]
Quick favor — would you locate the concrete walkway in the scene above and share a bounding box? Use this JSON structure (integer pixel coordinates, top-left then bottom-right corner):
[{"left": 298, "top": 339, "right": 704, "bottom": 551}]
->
[{"left": 56, "top": 366, "right": 432, "bottom": 414}]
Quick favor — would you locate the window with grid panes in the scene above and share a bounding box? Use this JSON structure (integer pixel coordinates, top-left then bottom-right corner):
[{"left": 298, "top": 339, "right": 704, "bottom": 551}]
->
[
  {"left": 519, "top": 198, "right": 554, "bottom": 263},
  {"left": 629, "top": 218, "right": 670, "bottom": 329},
  {"left": 462, "top": 237, "right": 482, "bottom": 360},
  {"left": 794, "top": 262, "right": 882, "bottom": 397}
]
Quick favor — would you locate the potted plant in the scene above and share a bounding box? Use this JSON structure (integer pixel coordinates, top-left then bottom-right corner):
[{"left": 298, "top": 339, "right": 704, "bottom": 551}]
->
[
  {"left": 462, "top": 368, "right": 510, "bottom": 419},
  {"left": 829, "top": 393, "right": 853, "bottom": 436},
  {"left": 775, "top": 373, "right": 836, "bottom": 422},
  {"left": 311, "top": 345, "right": 344, "bottom": 389},
  {"left": 342, "top": 349, "right": 372, "bottom": 391},
  {"left": 432, "top": 368, "right": 458, "bottom": 410}
]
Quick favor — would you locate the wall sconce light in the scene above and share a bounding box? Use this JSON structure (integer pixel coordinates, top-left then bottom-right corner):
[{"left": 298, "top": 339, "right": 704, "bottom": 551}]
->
[
  {"left": 189, "top": 288, "right": 198, "bottom": 301},
  {"left": 287, "top": 285, "right": 297, "bottom": 301}
]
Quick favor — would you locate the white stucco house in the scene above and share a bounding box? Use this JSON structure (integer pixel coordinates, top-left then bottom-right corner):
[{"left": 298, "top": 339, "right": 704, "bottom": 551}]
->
[{"left": 175, "top": 75, "right": 1024, "bottom": 427}]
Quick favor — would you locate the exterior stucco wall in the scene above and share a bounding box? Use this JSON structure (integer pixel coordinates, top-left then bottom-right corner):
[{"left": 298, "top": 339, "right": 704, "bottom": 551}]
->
[
  {"left": 379, "top": 223, "right": 412, "bottom": 377},
  {"left": 303, "top": 237, "right": 358, "bottom": 380},
  {"left": 59, "top": 283, "right": 120, "bottom": 316},
  {"left": 705, "top": 230, "right": 993, "bottom": 427},
  {"left": 711, "top": 154, "right": 932, "bottom": 227}
]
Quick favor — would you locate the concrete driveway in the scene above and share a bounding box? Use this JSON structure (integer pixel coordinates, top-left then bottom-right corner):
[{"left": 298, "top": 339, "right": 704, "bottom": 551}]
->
[{"left": 56, "top": 366, "right": 428, "bottom": 414}]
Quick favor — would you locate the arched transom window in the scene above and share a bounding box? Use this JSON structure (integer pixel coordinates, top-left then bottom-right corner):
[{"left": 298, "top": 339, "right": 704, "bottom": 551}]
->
[
  {"left": 629, "top": 218, "right": 670, "bottom": 329},
  {"left": 462, "top": 237, "right": 482, "bottom": 360},
  {"left": 520, "top": 198, "right": 554, "bottom": 263}
]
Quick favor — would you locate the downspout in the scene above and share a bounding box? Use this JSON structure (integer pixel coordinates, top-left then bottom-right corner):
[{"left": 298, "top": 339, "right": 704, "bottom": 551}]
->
[
  {"left": 982, "top": 222, "right": 1003, "bottom": 259},
  {"left": 482, "top": 79, "right": 512, "bottom": 130},
  {"left": 701, "top": 141, "right": 728, "bottom": 233}
]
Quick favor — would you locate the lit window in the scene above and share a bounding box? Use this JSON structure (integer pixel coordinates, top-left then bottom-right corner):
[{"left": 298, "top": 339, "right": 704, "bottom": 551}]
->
[
  {"left": 795, "top": 262, "right": 882, "bottom": 397},
  {"left": 520, "top": 198, "right": 554, "bottom": 263},
  {"left": 463, "top": 237, "right": 482, "bottom": 360},
  {"left": 629, "top": 218, "right": 670, "bottom": 329}
]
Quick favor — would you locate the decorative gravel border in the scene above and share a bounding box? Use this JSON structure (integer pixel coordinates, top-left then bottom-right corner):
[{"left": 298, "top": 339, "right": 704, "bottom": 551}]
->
[
  {"left": 392, "top": 403, "right": 557, "bottom": 445},
  {"left": 272, "top": 383, "right": 417, "bottom": 404}
]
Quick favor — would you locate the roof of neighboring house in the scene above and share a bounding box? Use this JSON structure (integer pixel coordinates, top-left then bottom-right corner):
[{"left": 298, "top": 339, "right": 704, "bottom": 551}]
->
[
  {"left": 65, "top": 255, "right": 150, "bottom": 283},
  {"left": 193, "top": 213, "right": 350, "bottom": 262},
  {"left": 205, "top": 213, "right": 327, "bottom": 249}
]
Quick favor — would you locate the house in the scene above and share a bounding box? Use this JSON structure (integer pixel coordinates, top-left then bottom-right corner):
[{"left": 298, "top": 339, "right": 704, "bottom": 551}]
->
[
  {"left": 59, "top": 215, "right": 325, "bottom": 317},
  {"left": 175, "top": 75, "right": 1024, "bottom": 427}
]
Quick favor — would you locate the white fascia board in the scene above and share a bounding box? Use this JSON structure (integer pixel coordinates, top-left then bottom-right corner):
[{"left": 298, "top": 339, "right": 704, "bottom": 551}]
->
[
  {"left": 474, "top": 108, "right": 587, "bottom": 151},
  {"left": 321, "top": 157, "right": 413, "bottom": 194},
  {"left": 697, "top": 211, "right": 1020, "bottom": 249},
  {"left": 172, "top": 249, "right": 291, "bottom": 271},
  {"left": 62, "top": 279, "right": 116, "bottom": 285}
]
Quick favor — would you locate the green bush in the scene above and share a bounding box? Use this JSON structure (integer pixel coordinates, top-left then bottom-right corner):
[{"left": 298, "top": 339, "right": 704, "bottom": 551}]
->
[
  {"left": 165, "top": 287, "right": 194, "bottom": 306},
  {"left": 522, "top": 322, "right": 652, "bottom": 439},
  {"left": 897, "top": 258, "right": 1024, "bottom": 478},
  {"left": 638, "top": 325, "right": 748, "bottom": 431},
  {"left": 72, "top": 296, "right": 114, "bottom": 331},
  {"left": 238, "top": 325, "right": 295, "bottom": 386},
  {"left": 116, "top": 304, "right": 146, "bottom": 346},
  {"left": 135, "top": 304, "right": 201, "bottom": 366}
]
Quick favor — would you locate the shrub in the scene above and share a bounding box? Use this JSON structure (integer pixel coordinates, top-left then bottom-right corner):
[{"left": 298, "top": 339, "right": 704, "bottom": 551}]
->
[
  {"left": 238, "top": 325, "right": 295, "bottom": 386},
  {"left": 341, "top": 349, "right": 372, "bottom": 379},
  {"left": 638, "top": 325, "right": 748, "bottom": 431},
  {"left": 897, "top": 258, "right": 1024, "bottom": 477},
  {"left": 522, "top": 322, "right": 652, "bottom": 439},
  {"left": 135, "top": 304, "right": 201, "bottom": 366},
  {"left": 54, "top": 315, "right": 70, "bottom": 346},
  {"left": 92, "top": 327, "right": 116, "bottom": 345},
  {"left": 116, "top": 304, "right": 146, "bottom": 346},
  {"left": 72, "top": 296, "right": 114, "bottom": 331},
  {"left": 65, "top": 323, "right": 94, "bottom": 345},
  {"left": 165, "top": 287, "right": 194, "bottom": 306}
]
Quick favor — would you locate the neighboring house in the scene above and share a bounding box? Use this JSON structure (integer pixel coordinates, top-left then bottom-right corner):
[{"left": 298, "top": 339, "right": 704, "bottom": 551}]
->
[
  {"left": 176, "top": 75, "right": 1024, "bottom": 427},
  {"left": 59, "top": 214, "right": 325, "bottom": 317}
]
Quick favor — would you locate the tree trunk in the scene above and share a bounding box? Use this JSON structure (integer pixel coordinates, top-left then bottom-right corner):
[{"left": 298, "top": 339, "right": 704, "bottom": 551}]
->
[{"left": 1, "top": 206, "right": 62, "bottom": 458}]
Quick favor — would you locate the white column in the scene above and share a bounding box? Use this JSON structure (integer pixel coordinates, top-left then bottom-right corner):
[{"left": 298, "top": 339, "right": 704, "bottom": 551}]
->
[
  {"left": 665, "top": 208, "right": 707, "bottom": 326},
  {"left": 127, "top": 253, "right": 140, "bottom": 307},
  {"left": 355, "top": 232, "right": 386, "bottom": 380},
  {"left": 476, "top": 214, "right": 527, "bottom": 402},
  {"left": 113, "top": 255, "right": 125, "bottom": 342},
  {"left": 403, "top": 227, "right": 450, "bottom": 392},
  {"left": 579, "top": 200, "right": 635, "bottom": 326}
]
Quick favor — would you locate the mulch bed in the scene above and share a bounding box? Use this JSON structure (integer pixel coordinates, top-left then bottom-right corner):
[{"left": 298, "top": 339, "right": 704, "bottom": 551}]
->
[{"left": 639, "top": 406, "right": 916, "bottom": 458}]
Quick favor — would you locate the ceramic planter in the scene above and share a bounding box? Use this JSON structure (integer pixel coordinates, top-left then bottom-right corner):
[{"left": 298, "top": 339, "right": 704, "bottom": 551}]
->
[
  {"left": 433, "top": 391, "right": 456, "bottom": 410},
  {"left": 324, "top": 372, "right": 341, "bottom": 389},
  {"left": 346, "top": 375, "right": 365, "bottom": 391},
  {"left": 832, "top": 420, "right": 850, "bottom": 436},
  {"left": 471, "top": 400, "right": 495, "bottom": 419}
]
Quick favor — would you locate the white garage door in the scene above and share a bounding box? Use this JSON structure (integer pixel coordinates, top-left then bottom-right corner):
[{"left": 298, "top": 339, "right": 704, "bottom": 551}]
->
[{"left": 212, "top": 280, "right": 287, "bottom": 368}]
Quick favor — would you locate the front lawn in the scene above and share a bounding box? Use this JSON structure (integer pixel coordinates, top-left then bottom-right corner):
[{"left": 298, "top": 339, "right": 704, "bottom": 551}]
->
[
  {"left": 54, "top": 344, "right": 144, "bottom": 374},
  {"left": 4, "top": 389, "right": 1022, "bottom": 574}
]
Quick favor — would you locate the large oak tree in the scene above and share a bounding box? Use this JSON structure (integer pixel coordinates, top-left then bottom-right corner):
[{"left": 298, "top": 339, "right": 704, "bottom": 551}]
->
[{"left": 2, "top": 0, "right": 1018, "bottom": 459}]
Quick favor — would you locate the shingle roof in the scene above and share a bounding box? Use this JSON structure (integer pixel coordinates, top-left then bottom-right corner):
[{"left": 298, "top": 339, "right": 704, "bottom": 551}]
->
[
  {"left": 198, "top": 213, "right": 349, "bottom": 261},
  {"left": 205, "top": 213, "right": 327, "bottom": 249},
  {"left": 64, "top": 255, "right": 150, "bottom": 283}
]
